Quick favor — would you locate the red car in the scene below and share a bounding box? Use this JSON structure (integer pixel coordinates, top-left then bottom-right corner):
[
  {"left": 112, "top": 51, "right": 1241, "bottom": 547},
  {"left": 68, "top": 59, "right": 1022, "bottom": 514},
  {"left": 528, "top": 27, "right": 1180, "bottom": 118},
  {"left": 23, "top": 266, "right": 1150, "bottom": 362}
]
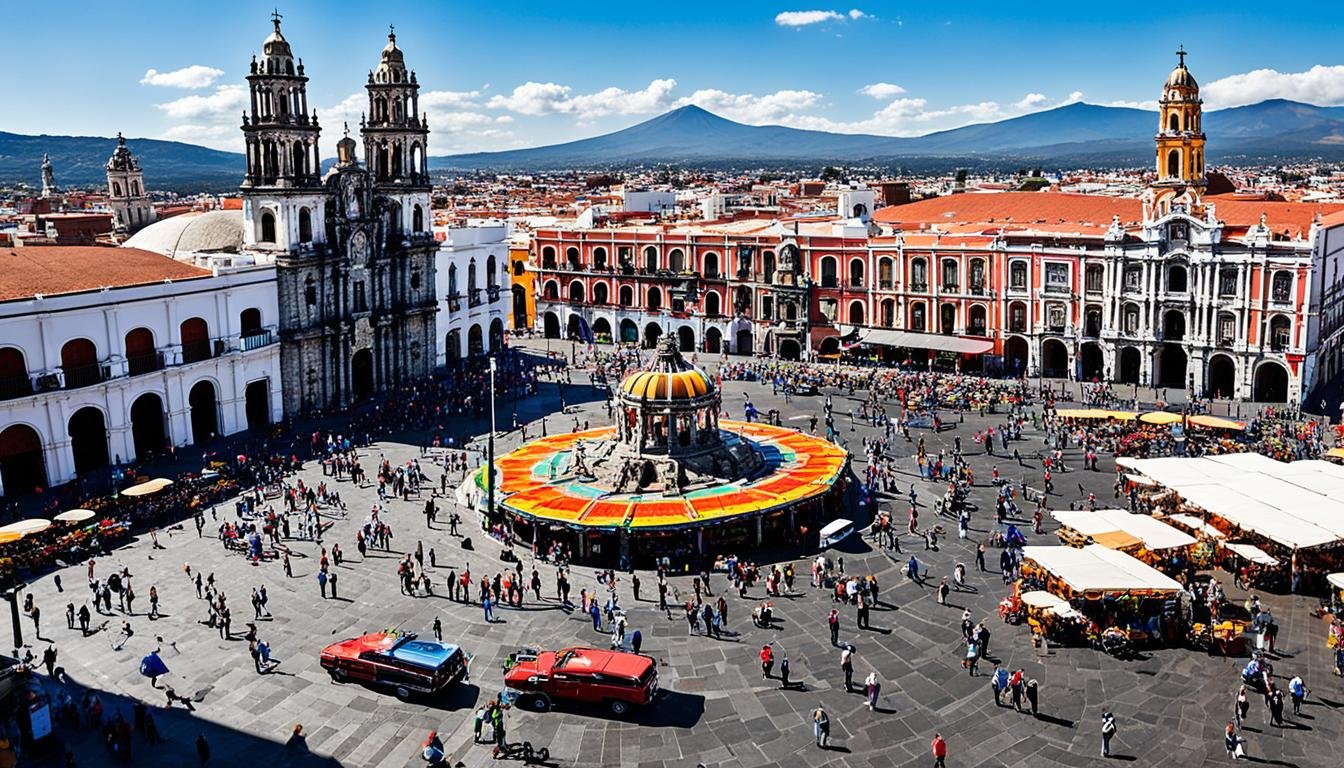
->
[
  {"left": 320, "top": 631, "right": 468, "bottom": 701},
  {"left": 503, "top": 647, "right": 658, "bottom": 716}
]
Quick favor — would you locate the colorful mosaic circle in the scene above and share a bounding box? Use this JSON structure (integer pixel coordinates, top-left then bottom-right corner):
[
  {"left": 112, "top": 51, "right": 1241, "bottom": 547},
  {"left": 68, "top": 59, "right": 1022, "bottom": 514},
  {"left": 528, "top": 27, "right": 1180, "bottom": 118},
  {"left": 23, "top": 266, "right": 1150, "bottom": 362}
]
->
[{"left": 477, "top": 420, "right": 849, "bottom": 530}]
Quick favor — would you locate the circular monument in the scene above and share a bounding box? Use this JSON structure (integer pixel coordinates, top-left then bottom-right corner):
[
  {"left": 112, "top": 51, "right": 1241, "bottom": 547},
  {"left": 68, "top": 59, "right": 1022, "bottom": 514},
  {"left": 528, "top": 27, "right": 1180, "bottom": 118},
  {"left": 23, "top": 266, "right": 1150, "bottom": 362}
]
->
[{"left": 474, "top": 337, "right": 850, "bottom": 567}]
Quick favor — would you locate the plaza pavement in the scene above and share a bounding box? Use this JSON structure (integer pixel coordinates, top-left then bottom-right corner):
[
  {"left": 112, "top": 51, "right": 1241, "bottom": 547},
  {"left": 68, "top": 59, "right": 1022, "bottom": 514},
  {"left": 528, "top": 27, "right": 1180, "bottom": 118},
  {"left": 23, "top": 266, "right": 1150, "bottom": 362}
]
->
[{"left": 15, "top": 366, "right": 1344, "bottom": 768}]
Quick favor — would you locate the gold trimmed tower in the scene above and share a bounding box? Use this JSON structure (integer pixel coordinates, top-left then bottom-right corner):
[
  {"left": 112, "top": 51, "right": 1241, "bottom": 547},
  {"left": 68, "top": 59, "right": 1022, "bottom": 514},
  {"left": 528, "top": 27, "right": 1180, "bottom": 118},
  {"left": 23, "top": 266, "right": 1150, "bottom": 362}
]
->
[{"left": 1154, "top": 45, "right": 1206, "bottom": 196}]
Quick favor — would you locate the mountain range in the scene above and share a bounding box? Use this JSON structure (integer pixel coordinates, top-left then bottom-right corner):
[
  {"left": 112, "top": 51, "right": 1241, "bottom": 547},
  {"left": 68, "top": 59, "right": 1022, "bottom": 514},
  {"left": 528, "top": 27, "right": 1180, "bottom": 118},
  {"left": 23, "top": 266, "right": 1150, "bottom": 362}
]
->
[{"left": 4, "top": 99, "right": 1344, "bottom": 191}]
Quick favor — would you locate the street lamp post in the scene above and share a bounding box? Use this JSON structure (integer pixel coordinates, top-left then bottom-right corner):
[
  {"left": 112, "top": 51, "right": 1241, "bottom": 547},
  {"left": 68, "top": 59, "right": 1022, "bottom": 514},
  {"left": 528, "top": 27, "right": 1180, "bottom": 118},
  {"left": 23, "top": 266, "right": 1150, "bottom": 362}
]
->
[{"left": 487, "top": 358, "right": 497, "bottom": 526}]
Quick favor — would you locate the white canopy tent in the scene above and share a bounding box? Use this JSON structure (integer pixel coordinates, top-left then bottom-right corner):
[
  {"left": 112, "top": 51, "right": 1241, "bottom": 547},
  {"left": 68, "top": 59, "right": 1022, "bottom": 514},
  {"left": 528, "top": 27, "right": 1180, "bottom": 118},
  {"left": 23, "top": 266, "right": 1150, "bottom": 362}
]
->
[
  {"left": 1163, "top": 513, "right": 1226, "bottom": 539},
  {"left": 1223, "top": 542, "right": 1281, "bottom": 567},
  {"left": 1022, "top": 544, "right": 1183, "bottom": 594},
  {"left": 1051, "top": 509, "right": 1196, "bottom": 551}
]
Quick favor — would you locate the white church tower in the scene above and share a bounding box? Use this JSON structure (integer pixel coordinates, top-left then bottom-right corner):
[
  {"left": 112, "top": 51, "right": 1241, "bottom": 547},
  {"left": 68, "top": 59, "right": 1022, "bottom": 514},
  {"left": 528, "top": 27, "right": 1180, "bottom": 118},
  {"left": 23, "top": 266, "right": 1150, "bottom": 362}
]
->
[{"left": 105, "top": 133, "right": 155, "bottom": 233}]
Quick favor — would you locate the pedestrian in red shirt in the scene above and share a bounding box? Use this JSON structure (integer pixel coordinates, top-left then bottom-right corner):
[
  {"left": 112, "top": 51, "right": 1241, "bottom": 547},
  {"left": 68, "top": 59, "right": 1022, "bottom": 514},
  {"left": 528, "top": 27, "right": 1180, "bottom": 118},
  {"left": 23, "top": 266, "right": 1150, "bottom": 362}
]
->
[
  {"left": 931, "top": 732, "right": 948, "bottom": 768},
  {"left": 759, "top": 644, "right": 774, "bottom": 679}
]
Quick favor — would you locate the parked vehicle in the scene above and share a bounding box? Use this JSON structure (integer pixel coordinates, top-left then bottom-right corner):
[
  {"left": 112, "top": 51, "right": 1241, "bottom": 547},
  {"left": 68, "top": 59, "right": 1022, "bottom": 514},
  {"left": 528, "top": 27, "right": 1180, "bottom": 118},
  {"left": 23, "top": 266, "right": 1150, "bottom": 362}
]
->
[
  {"left": 502, "top": 647, "right": 658, "bottom": 716},
  {"left": 321, "top": 631, "right": 469, "bottom": 700}
]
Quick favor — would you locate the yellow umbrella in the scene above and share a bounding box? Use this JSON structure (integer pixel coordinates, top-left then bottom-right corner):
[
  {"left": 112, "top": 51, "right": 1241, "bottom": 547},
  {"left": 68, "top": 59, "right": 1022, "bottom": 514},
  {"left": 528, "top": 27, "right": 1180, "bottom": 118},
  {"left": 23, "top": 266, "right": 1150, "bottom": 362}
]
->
[
  {"left": 0, "top": 518, "right": 51, "bottom": 537},
  {"left": 0, "top": 531, "right": 20, "bottom": 545},
  {"left": 1100, "top": 410, "right": 1137, "bottom": 421},
  {"left": 1188, "top": 414, "right": 1244, "bottom": 430},
  {"left": 1139, "top": 411, "right": 1182, "bottom": 425},
  {"left": 122, "top": 478, "right": 173, "bottom": 497},
  {"left": 54, "top": 509, "right": 96, "bottom": 523}
]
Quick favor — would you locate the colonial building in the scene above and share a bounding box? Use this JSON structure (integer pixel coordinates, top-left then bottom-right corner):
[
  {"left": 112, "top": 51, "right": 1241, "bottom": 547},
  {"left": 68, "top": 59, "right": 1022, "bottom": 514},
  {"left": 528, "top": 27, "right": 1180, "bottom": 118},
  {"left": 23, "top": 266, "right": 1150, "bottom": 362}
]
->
[
  {"left": 105, "top": 133, "right": 156, "bottom": 234},
  {"left": 0, "top": 246, "right": 281, "bottom": 495},
  {"left": 529, "top": 52, "right": 1344, "bottom": 403},
  {"left": 239, "top": 16, "right": 437, "bottom": 415},
  {"left": 434, "top": 222, "right": 512, "bottom": 366}
]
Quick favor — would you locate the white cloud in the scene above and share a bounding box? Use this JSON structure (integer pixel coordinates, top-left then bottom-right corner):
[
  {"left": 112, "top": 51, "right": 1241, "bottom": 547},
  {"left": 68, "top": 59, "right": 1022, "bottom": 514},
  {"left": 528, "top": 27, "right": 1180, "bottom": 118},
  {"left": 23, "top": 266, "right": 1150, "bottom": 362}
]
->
[
  {"left": 420, "top": 89, "right": 483, "bottom": 111},
  {"left": 154, "top": 84, "right": 247, "bottom": 120},
  {"left": 1014, "top": 92, "right": 1048, "bottom": 110},
  {"left": 775, "top": 8, "right": 870, "bottom": 27},
  {"left": 1060, "top": 90, "right": 1085, "bottom": 105},
  {"left": 1203, "top": 64, "right": 1344, "bottom": 109},
  {"left": 487, "top": 79, "right": 678, "bottom": 118},
  {"left": 677, "top": 88, "right": 824, "bottom": 123},
  {"left": 1107, "top": 99, "right": 1158, "bottom": 111},
  {"left": 140, "top": 65, "right": 225, "bottom": 89},
  {"left": 859, "top": 82, "right": 906, "bottom": 99}
]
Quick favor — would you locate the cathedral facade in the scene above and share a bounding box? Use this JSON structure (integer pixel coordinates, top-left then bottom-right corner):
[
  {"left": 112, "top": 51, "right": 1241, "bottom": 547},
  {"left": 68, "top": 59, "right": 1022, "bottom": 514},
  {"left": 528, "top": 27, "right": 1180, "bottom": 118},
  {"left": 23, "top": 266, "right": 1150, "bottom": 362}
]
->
[{"left": 238, "top": 16, "right": 437, "bottom": 416}]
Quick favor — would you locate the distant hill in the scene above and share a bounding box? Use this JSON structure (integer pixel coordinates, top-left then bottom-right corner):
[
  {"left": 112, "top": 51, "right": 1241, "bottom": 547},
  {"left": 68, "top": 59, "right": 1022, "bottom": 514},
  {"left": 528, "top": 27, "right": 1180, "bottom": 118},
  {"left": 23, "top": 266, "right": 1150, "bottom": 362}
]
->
[
  {"left": 6, "top": 98, "right": 1344, "bottom": 190},
  {"left": 0, "top": 132, "right": 243, "bottom": 193},
  {"left": 433, "top": 100, "right": 1344, "bottom": 171}
]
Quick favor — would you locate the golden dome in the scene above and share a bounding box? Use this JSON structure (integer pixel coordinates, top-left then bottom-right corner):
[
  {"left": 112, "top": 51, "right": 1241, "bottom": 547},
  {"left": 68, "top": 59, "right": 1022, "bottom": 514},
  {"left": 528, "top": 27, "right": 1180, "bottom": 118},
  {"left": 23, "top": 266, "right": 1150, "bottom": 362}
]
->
[{"left": 618, "top": 336, "right": 715, "bottom": 403}]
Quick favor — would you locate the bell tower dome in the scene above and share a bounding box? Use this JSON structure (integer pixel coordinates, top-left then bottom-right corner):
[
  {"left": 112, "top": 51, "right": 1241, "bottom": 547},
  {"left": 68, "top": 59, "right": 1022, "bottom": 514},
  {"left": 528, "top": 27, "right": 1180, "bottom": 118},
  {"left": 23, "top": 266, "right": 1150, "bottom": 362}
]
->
[
  {"left": 1154, "top": 46, "right": 1207, "bottom": 196},
  {"left": 361, "top": 25, "right": 431, "bottom": 237},
  {"left": 239, "top": 11, "right": 327, "bottom": 252},
  {"left": 106, "top": 133, "right": 155, "bottom": 233}
]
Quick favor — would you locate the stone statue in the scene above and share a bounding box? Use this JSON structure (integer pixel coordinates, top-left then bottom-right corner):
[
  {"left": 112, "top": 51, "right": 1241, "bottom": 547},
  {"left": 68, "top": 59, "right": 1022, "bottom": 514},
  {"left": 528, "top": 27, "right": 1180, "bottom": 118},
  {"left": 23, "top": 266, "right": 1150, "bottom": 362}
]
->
[{"left": 661, "top": 460, "right": 681, "bottom": 494}]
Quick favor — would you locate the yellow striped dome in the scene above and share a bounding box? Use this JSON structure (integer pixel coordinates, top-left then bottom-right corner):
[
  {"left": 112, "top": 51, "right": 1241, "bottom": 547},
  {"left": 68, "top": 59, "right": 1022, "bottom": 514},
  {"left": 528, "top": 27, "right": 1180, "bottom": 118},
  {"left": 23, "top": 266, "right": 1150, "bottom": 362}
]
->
[{"left": 618, "top": 336, "right": 716, "bottom": 402}]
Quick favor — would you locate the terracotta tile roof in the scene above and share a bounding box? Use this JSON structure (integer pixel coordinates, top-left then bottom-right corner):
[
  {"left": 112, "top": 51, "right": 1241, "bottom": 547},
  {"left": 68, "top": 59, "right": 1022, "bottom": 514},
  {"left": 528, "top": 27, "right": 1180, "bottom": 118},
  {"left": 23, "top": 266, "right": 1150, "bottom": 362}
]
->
[
  {"left": 0, "top": 246, "right": 212, "bottom": 302},
  {"left": 873, "top": 192, "right": 1140, "bottom": 233},
  {"left": 873, "top": 191, "right": 1344, "bottom": 241},
  {"left": 1319, "top": 209, "right": 1344, "bottom": 229}
]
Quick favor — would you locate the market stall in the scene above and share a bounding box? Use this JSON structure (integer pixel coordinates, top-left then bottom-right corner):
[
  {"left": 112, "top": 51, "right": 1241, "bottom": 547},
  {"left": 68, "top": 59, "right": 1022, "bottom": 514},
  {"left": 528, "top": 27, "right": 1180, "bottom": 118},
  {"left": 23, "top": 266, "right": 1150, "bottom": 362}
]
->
[
  {"left": 1018, "top": 544, "right": 1185, "bottom": 654},
  {"left": 1051, "top": 509, "right": 1195, "bottom": 565}
]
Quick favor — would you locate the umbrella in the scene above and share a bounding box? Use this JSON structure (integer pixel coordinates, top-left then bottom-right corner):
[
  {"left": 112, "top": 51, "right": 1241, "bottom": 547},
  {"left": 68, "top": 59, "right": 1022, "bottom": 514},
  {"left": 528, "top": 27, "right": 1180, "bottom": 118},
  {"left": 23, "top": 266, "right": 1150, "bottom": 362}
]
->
[
  {"left": 139, "top": 652, "right": 169, "bottom": 679},
  {"left": 0, "top": 531, "right": 20, "bottom": 545},
  {"left": 1138, "top": 411, "right": 1182, "bottom": 426},
  {"left": 1188, "top": 414, "right": 1244, "bottom": 430},
  {"left": 123, "top": 478, "right": 173, "bottom": 497},
  {"left": 54, "top": 509, "right": 96, "bottom": 523},
  {"left": 0, "top": 519, "right": 51, "bottom": 537}
]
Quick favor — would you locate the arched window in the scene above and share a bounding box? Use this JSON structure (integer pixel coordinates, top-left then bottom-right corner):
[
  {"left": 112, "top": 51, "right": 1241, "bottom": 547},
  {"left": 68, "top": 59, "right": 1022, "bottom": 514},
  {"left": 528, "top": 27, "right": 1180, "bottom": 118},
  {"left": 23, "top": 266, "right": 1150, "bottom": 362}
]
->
[
  {"left": 0, "top": 347, "right": 29, "bottom": 395},
  {"left": 298, "top": 208, "right": 312, "bottom": 243},
  {"left": 543, "top": 280, "right": 558, "bottom": 300},
  {"left": 1168, "top": 113, "right": 1180, "bottom": 132},
  {"left": 566, "top": 247, "right": 581, "bottom": 270},
  {"left": 820, "top": 257, "right": 838, "bottom": 288},
  {"left": 1009, "top": 260, "right": 1027, "bottom": 289},
  {"left": 240, "top": 308, "right": 263, "bottom": 336},
  {"left": 703, "top": 252, "right": 719, "bottom": 278},
  {"left": 1271, "top": 271, "right": 1292, "bottom": 303},
  {"left": 647, "top": 287, "right": 661, "bottom": 311},
  {"left": 619, "top": 285, "right": 634, "bottom": 306},
  {"left": 260, "top": 210, "right": 276, "bottom": 243},
  {"left": 643, "top": 246, "right": 658, "bottom": 272},
  {"left": 1166, "top": 149, "right": 1181, "bottom": 177},
  {"left": 487, "top": 256, "right": 498, "bottom": 289},
  {"left": 1009, "top": 301, "right": 1029, "bottom": 333},
  {"left": 848, "top": 300, "right": 865, "bottom": 326},
  {"left": 592, "top": 282, "right": 609, "bottom": 304},
  {"left": 447, "top": 264, "right": 458, "bottom": 296},
  {"left": 593, "top": 247, "right": 608, "bottom": 270},
  {"left": 669, "top": 249, "right": 686, "bottom": 273},
  {"left": 124, "top": 328, "right": 158, "bottom": 375},
  {"left": 941, "top": 259, "right": 959, "bottom": 289},
  {"left": 292, "top": 141, "right": 306, "bottom": 177},
  {"left": 849, "top": 259, "right": 864, "bottom": 288},
  {"left": 412, "top": 204, "right": 424, "bottom": 232},
  {"left": 762, "top": 250, "right": 776, "bottom": 282},
  {"left": 131, "top": 181, "right": 140, "bottom": 196},
  {"left": 881, "top": 299, "right": 895, "bottom": 327},
  {"left": 180, "top": 317, "right": 211, "bottom": 363},
  {"left": 112, "top": 182, "right": 122, "bottom": 196},
  {"left": 1167, "top": 264, "right": 1188, "bottom": 293},
  {"left": 970, "top": 259, "right": 986, "bottom": 292},
  {"left": 541, "top": 246, "right": 556, "bottom": 269},
  {"left": 878, "top": 258, "right": 894, "bottom": 289},
  {"left": 1269, "top": 315, "right": 1291, "bottom": 351},
  {"left": 910, "top": 258, "right": 928, "bottom": 290},
  {"left": 467, "top": 259, "right": 478, "bottom": 294},
  {"left": 909, "top": 303, "right": 926, "bottom": 332},
  {"left": 940, "top": 303, "right": 957, "bottom": 335},
  {"left": 568, "top": 280, "right": 585, "bottom": 303},
  {"left": 969, "top": 305, "right": 988, "bottom": 335},
  {"left": 704, "top": 291, "right": 721, "bottom": 316}
]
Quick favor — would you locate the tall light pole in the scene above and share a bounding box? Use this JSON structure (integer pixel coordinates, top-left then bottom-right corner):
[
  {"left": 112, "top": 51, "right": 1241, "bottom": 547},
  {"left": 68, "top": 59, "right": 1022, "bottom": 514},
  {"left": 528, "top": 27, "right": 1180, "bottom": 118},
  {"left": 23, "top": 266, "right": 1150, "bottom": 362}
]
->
[{"left": 487, "top": 357, "right": 497, "bottom": 526}]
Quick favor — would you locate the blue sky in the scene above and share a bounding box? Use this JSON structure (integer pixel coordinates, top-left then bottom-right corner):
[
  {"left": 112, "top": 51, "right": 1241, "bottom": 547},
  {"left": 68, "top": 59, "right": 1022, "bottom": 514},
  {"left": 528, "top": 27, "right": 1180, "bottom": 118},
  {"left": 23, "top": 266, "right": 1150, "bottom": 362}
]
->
[{"left": 5, "top": 0, "right": 1344, "bottom": 154}]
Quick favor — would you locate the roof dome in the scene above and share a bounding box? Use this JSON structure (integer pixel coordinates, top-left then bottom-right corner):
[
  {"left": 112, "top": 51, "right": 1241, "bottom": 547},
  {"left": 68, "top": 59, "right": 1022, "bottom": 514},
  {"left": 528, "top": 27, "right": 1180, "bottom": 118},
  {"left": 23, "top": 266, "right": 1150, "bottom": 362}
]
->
[
  {"left": 263, "top": 17, "right": 293, "bottom": 59},
  {"left": 619, "top": 336, "right": 715, "bottom": 403},
  {"left": 106, "top": 133, "right": 139, "bottom": 173},
  {"left": 381, "top": 29, "right": 404, "bottom": 65},
  {"left": 1165, "top": 63, "right": 1197, "bottom": 91},
  {"left": 123, "top": 210, "right": 244, "bottom": 260}
]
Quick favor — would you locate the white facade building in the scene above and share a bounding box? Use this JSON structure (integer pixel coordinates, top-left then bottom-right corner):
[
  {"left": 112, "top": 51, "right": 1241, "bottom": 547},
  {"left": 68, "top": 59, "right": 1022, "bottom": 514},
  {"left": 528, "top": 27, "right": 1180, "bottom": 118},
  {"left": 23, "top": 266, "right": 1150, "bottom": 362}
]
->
[
  {"left": 435, "top": 222, "right": 512, "bottom": 366},
  {"left": 0, "top": 246, "right": 281, "bottom": 495}
]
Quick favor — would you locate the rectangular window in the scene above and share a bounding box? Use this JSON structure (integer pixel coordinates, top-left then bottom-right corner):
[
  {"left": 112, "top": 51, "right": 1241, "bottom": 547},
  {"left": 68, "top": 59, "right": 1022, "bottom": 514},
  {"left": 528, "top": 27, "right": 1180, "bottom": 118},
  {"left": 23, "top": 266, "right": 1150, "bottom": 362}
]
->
[
  {"left": 1124, "top": 267, "right": 1142, "bottom": 291},
  {"left": 1219, "top": 270, "right": 1237, "bottom": 296},
  {"left": 1085, "top": 267, "right": 1103, "bottom": 293},
  {"left": 353, "top": 281, "right": 367, "bottom": 312},
  {"left": 1044, "top": 263, "right": 1069, "bottom": 292}
]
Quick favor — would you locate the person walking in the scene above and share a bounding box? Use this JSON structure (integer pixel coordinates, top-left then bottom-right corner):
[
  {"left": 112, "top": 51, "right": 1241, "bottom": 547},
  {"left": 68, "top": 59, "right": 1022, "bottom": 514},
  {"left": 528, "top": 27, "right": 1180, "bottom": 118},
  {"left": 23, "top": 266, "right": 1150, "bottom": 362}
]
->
[
  {"left": 828, "top": 609, "right": 840, "bottom": 647},
  {"left": 1225, "top": 722, "right": 1243, "bottom": 759},
  {"left": 432, "top": 617, "right": 443, "bottom": 642},
  {"left": 812, "top": 705, "right": 830, "bottom": 749},
  {"left": 778, "top": 656, "right": 792, "bottom": 690},
  {"left": 865, "top": 671, "right": 880, "bottom": 711},
  {"left": 1025, "top": 678, "right": 1039, "bottom": 717},
  {"left": 992, "top": 665, "right": 1008, "bottom": 706},
  {"left": 317, "top": 570, "right": 328, "bottom": 599},
  {"left": 1288, "top": 674, "right": 1307, "bottom": 717},
  {"left": 841, "top": 646, "right": 854, "bottom": 691},
  {"left": 931, "top": 732, "right": 948, "bottom": 768},
  {"left": 760, "top": 644, "right": 774, "bottom": 679},
  {"left": 937, "top": 577, "right": 950, "bottom": 606},
  {"left": 329, "top": 570, "right": 338, "bottom": 599},
  {"left": 1100, "top": 711, "right": 1117, "bottom": 758}
]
